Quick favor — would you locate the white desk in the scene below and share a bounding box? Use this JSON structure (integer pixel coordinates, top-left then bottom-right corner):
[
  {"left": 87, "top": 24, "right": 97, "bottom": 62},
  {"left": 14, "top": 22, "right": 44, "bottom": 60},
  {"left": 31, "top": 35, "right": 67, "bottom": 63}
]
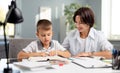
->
[{"left": 0, "top": 59, "right": 120, "bottom": 73}]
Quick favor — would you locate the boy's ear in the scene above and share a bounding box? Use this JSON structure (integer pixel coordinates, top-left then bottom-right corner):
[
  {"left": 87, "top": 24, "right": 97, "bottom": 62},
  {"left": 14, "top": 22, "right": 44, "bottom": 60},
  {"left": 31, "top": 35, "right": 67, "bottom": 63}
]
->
[
  {"left": 52, "top": 31, "right": 54, "bottom": 36},
  {"left": 36, "top": 32, "right": 39, "bottom": 37}
]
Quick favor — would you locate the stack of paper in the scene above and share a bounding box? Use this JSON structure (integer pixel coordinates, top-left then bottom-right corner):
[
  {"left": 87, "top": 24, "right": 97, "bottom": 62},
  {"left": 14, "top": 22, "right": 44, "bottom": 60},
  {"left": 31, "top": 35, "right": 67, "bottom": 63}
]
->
[
  {"left": 72, "top": 57, "right": 112, "bottom": 68},
  {"left": 13, "top": 61, "right": 52, "bottom": 71}
]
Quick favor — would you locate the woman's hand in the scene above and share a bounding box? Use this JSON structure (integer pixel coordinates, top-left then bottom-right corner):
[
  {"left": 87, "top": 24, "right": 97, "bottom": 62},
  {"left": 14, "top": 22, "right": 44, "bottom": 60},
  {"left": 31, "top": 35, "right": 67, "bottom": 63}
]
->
[{"left": 73, "top": 52, "right": 92, "bottom": 57}]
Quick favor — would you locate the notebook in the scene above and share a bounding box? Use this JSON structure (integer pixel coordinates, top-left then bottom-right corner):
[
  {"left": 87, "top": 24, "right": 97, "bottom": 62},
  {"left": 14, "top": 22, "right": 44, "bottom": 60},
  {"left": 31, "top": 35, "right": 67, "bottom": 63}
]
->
[{"left": 72, "top": 57, "right": 112, "bottom": 68}]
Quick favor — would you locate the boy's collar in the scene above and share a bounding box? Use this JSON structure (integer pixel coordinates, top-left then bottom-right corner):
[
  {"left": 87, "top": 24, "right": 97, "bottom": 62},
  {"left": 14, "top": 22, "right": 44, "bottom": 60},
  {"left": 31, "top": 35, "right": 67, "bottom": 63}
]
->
[{"left": 37, "top": 40, "right": 54, "bottom": 49}]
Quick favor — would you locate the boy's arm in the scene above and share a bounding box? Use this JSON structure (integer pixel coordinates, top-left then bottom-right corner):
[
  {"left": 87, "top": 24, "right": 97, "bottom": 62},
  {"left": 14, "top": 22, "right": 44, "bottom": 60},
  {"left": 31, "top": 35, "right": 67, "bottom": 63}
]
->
[
  {"left": 57, "top": 50, "right": 71, "bottom": 58},
  {"left": 49, "top": 50, "right": 71, "bottom": 58},
  {"left": 49, "top": 40, "right": 71, "bottom": 58},
  {"left": 17, "top": 51, "right": 48, "bottom": 61}
]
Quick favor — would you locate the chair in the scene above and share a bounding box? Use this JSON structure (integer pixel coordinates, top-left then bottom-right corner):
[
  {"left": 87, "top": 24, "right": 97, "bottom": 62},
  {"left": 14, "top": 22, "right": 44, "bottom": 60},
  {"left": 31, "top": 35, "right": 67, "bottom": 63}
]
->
[
  {"left": 0, "top": 41, "right": 6, "bottom": 58},
  {"left": 9, "top": 38, "right": 36, "bottom": 59}
]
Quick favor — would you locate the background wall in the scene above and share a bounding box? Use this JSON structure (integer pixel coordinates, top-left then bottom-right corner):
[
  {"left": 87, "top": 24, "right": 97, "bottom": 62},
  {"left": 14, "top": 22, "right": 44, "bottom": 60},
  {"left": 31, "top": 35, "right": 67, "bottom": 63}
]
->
[
  {"left": 87, "top": 0, "right": 101, "bottom": 30},
  {"left": 16, "top": 0, "right": 101, "bottom": 43},
  {"left": 0, "top": 0, "right": 120, "bottom": 58},
  {"left": 16, "top": 0, "right": 119, "bottom": 49}
]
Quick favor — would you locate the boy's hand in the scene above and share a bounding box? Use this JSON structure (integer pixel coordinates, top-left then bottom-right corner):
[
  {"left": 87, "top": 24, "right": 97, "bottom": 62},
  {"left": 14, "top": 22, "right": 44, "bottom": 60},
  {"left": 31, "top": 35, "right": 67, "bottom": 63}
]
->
[
  {"left": 38, "top": 52, "right": 48, "bottom": 57},
  {"left": 49, "top": 51, "right": 57, "bottom": 56}
]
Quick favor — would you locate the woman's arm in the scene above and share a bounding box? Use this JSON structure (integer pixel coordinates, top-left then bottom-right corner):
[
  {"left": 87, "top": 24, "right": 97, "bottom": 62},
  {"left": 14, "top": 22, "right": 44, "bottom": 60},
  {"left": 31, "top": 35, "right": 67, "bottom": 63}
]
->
[
  {"left": 73, "top": 50, "right": 112, "bottom": 59},
  {"left": 91, "top": 50, "right": 112, "bottom": 59}
]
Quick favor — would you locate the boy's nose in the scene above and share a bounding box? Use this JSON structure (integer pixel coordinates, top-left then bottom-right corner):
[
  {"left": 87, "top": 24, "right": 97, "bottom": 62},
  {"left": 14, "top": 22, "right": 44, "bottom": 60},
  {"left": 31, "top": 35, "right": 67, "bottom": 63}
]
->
[{"left": 45, "top": 36, "right": 49, "bottom": 39}]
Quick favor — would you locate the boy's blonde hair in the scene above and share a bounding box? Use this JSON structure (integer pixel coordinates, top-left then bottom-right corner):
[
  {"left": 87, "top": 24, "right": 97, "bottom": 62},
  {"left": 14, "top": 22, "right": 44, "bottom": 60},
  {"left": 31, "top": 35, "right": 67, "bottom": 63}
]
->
[{"left": 36, "top": 19, "right": 52, "bottom": 32}]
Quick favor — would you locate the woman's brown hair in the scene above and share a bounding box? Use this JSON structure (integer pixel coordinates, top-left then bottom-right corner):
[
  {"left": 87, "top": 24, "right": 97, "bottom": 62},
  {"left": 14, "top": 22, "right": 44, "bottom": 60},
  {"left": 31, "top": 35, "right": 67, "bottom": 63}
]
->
[{"left": 73, "top": 7, "right": 94, "bottom": 28}]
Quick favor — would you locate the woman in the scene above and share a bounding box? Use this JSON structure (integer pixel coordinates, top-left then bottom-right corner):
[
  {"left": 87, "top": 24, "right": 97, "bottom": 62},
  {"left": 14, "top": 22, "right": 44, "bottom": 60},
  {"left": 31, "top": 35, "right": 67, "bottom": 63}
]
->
[{"left": 62, "top": 7, "right": 113, "bottom": 59}]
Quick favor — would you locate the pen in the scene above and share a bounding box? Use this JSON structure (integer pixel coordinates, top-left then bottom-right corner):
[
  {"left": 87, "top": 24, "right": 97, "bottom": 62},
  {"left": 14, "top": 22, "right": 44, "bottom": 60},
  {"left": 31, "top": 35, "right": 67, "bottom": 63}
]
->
[
  {"left": 36, "top": 58, "right": 65, "bottom": 62},
  {"left": 36, "top": 58, "right": 50, "bottom": 62}
]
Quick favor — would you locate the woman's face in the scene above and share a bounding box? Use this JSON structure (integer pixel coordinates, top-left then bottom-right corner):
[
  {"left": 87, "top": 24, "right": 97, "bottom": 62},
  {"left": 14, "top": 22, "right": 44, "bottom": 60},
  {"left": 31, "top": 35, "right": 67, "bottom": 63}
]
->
[{"left": 75, "top": 15, "right": 90, "bottom": 33}]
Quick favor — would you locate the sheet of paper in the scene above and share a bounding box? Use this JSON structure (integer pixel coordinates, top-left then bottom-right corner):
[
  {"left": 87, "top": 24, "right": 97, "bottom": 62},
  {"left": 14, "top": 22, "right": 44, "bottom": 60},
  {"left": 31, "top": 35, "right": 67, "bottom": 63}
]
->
[{"left": 72, "top": 57, "right": 112, "bottom": 68}]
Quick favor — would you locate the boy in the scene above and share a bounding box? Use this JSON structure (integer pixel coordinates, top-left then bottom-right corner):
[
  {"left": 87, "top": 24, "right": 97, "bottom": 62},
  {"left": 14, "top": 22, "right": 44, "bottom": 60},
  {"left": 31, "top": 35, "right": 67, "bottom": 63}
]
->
[{"left": 17, "top": 19, "right": 71, "bottom": 61}]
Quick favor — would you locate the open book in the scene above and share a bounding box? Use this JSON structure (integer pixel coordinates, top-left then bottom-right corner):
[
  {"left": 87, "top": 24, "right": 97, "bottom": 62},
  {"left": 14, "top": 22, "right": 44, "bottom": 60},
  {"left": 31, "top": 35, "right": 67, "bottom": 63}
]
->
[
  {"left": 72, "top": 57, "right": 112, "bottom": 68},
  {"left": 13, "top": 56, "right": 70, "bottom": 71},
  {"left": 28, "top": 56, "right": 71, "bottom": 65}
]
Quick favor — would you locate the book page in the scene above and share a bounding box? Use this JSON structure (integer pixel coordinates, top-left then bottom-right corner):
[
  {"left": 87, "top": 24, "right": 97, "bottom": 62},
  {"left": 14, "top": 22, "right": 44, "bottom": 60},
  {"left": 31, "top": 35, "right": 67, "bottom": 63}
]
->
[{"left": 28, "top": 56, "right": 71, "bottom": 65}]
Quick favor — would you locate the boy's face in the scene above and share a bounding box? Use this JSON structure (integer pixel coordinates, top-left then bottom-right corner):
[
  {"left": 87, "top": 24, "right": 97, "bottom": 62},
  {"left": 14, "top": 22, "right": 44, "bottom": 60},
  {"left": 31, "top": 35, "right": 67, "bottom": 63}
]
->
[{"left": 36, "top": 28, "right": 53, "bottom": 46}]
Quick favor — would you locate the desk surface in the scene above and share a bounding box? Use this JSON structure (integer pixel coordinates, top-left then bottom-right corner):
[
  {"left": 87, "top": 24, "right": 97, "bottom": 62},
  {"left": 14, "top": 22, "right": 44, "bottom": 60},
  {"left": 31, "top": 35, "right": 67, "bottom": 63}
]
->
[{"left": 0, "top": 59, "right": 120, "bottom": 73}]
